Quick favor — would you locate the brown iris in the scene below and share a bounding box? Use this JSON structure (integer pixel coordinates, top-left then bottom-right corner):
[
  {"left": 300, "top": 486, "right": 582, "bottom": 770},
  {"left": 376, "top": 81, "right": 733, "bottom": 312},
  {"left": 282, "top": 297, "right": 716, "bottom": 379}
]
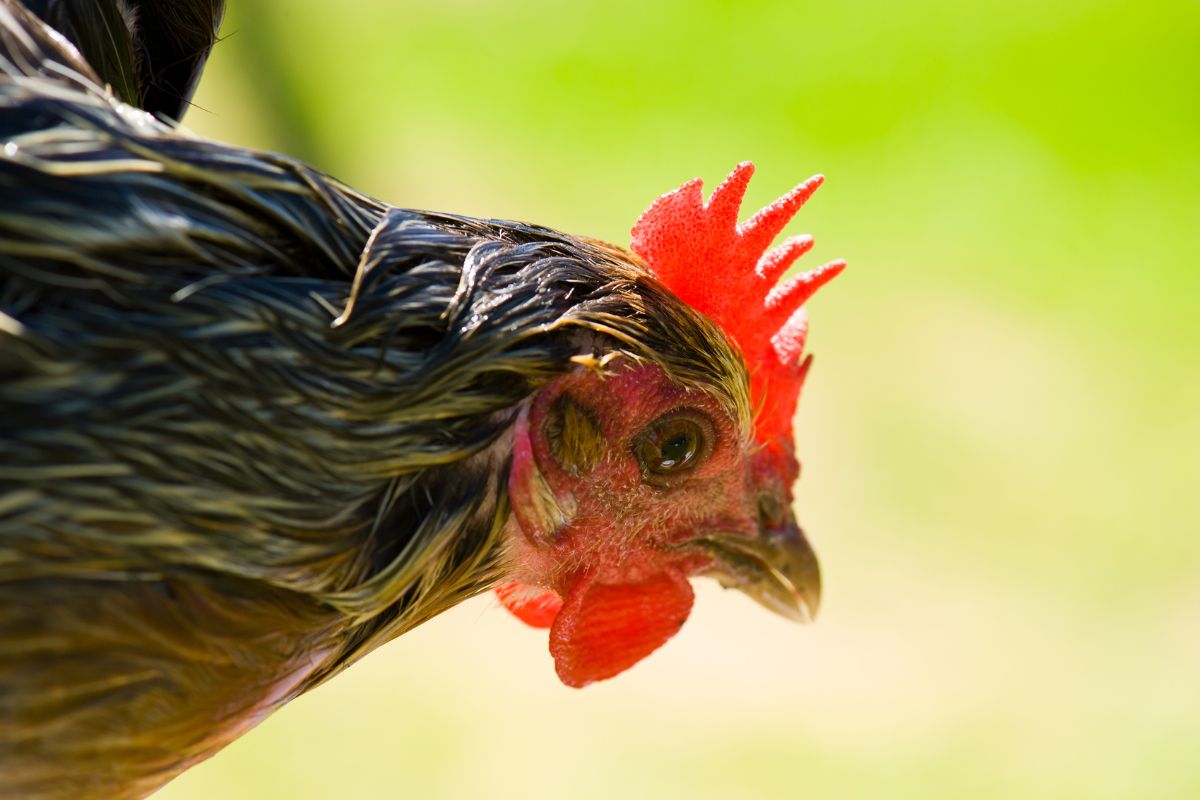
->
[{"left": 635, "top": 412, "right": 711, "bottom": 484}]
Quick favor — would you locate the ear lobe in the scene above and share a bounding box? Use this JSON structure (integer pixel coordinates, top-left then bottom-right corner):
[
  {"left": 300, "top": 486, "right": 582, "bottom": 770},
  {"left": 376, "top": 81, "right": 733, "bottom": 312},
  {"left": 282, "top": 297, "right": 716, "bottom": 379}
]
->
[{"left": 543, "top": 394, "right": 605, "bottom": 474}]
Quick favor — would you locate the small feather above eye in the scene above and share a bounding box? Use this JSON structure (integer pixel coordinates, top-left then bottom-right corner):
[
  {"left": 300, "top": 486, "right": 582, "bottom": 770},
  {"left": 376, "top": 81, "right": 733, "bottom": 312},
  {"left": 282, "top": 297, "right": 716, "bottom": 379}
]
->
[{"left": 569, "top": 351, "right": 622, "bottom": 377}]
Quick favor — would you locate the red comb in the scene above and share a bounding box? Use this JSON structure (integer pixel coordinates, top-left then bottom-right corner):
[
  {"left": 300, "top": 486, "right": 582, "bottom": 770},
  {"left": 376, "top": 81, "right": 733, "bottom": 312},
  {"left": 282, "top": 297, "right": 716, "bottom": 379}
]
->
[{"left": 630, "top": 162, "right": 844, "bottom": 458}]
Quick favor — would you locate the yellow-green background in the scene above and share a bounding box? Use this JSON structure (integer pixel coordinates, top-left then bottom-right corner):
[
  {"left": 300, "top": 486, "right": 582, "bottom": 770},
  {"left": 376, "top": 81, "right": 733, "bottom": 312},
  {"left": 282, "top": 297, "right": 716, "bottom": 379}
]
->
[{"left": 162, "top": 1, "right": 1199, "bottom": 798}]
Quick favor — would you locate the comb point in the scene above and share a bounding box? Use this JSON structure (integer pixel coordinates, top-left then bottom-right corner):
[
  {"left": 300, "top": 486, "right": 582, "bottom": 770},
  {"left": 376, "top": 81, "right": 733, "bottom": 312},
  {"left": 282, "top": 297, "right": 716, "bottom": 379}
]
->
[
  {"left": 740, "top": 174, "right": 825, "bottom": 251},
  {"left": 756, "top": 234, "right": 815, "bottom": 283},
  {"left": 707, "top": 162, "right": 756, "bottom": 226},
  {"left": 766, "top": 259, "right": 846, "bottom": 313}
]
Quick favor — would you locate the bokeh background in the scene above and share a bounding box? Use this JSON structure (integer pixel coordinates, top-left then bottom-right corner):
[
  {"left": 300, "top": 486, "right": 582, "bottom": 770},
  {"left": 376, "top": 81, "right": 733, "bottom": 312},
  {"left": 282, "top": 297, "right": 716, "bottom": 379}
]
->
[{"left": 160, "top": 1, "right": 1199, "bottom": 798}]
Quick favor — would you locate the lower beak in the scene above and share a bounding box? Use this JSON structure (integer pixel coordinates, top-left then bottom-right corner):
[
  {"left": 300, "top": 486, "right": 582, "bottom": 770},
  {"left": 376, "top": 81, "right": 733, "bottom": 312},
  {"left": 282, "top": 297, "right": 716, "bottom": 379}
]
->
[{"left": 691, "top": 512, "right": 821, "bottom": 623}]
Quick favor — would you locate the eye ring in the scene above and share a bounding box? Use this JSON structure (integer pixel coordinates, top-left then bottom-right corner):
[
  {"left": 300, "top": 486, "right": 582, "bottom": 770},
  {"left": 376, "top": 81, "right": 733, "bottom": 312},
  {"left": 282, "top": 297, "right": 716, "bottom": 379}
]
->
[{"left": 634, "top": 410, "right": 714, "bottom": 486}]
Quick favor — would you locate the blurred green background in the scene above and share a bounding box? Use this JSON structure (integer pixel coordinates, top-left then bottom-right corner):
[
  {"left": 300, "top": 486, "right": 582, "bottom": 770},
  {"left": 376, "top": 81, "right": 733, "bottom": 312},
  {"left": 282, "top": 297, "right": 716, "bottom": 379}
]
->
[{"left": 161, "top": 0, "right": 1199, "bottom": 798}]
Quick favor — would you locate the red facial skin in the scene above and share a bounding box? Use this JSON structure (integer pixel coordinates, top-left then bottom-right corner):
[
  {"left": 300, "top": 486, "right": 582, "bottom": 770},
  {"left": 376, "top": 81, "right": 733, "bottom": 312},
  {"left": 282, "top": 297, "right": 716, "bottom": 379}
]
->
[{"left": 503, "top": 362, "right": 771, "bottom": 688}]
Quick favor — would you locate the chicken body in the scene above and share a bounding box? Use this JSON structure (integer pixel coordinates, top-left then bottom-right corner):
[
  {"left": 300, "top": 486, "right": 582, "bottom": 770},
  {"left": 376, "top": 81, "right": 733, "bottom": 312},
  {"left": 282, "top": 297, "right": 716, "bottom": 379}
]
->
[{"left": 0, "top": 2, "right": 834, "bottom": 796}]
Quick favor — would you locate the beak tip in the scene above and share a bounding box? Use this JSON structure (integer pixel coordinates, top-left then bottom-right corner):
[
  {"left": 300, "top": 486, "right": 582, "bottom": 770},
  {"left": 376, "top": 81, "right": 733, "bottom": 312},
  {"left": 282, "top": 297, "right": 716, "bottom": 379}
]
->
[
  {"left": 746, "top": 582, "right": 818, "bottom": 624},
  {"left": 797, "top": 592, "right": 819, "bottom": 624}
]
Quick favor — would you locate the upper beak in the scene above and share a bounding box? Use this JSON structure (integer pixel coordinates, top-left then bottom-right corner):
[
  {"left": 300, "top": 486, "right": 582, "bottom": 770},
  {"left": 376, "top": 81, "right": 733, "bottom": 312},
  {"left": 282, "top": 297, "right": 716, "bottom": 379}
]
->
[{"left": 690, "top": 504, "right": 821, "bottom": 623}]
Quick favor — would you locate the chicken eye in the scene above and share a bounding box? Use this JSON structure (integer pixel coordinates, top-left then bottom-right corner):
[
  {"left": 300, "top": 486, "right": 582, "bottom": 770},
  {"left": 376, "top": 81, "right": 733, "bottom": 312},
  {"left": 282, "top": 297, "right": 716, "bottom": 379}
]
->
[{"left": 636, "top": 413, "right": 712, "bottom": 483}]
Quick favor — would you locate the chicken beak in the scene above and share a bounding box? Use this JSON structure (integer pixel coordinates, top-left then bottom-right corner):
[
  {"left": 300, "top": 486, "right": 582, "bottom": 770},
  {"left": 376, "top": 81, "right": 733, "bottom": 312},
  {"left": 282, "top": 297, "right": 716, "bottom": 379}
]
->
[{"left": 691, "top": 506, "right": 821, "bottom": 624}]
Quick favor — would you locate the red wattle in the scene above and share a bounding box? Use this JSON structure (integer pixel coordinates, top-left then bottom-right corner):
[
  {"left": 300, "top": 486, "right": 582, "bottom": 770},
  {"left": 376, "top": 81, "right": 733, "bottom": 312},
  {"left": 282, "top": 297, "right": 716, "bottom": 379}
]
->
[
  {"left": 549, "top": 570, "right": 695, "bottom": 688},
  {"left": 496, "top": 581, "right": 563, "bottom": 629}
]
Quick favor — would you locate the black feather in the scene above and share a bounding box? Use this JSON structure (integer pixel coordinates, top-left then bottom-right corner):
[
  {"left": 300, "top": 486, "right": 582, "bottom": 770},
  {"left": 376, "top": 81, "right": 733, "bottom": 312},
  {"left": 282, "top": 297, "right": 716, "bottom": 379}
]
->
[{"left": 21, "top": 0, "right": 224, "bottom": 121}]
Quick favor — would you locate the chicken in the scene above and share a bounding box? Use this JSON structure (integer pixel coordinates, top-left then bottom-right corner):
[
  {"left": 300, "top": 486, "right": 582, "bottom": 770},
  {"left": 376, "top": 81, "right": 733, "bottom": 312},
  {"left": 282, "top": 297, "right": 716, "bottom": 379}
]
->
[{"left": 0, "top": 1, "right": 844, "bottom": 797}]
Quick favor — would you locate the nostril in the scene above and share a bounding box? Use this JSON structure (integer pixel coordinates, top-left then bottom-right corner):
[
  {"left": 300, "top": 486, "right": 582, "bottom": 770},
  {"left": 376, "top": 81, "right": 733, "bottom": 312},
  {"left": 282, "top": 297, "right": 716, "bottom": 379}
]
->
[{"left": 757, "top": 494, "right": 786, "bottom": 529}]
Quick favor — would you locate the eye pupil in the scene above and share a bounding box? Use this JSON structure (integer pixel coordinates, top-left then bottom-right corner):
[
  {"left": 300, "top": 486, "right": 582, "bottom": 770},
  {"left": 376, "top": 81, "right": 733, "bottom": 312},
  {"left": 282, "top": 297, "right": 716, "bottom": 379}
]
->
[
  {"left": 659, "top": 434, "right": 694, "bottom": 468},
  {"left": 636, "top": 415, "right": 708, "bottom": 481}
]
